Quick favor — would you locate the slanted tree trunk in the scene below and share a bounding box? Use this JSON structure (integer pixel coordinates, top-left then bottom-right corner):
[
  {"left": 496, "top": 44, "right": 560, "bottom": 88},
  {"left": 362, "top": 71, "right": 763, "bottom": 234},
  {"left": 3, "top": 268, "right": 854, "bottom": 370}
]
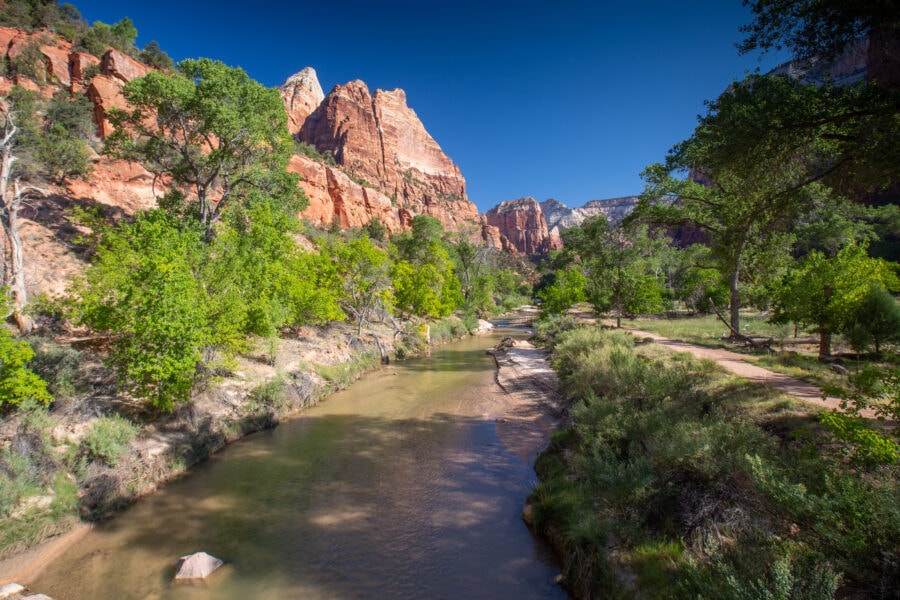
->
[{"left": 0, "top": 102, "right": 44, "bottom": 333}]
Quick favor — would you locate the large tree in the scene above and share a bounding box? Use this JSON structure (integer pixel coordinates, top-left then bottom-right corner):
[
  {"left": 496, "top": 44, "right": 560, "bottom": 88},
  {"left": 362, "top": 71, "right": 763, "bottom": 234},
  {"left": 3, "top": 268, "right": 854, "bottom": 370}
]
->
[
  {"left": 106, "top": 58, "right": 302, "bottom": 236},
  {"left": 638, "top": 74, "right": 857, "bottom": 338},
  {"left": 771, "top": 243, "right": 900, "bottom": 359},
  {"left": 562, "top": 215, "right": 666, "bottom": 327}
]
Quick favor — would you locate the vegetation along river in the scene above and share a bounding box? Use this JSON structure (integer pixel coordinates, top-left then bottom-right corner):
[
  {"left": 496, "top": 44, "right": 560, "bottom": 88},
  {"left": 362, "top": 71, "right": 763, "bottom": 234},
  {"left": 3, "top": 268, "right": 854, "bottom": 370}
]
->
[{"left": 29, "top": 329, "right": 567, "bottom": 599}]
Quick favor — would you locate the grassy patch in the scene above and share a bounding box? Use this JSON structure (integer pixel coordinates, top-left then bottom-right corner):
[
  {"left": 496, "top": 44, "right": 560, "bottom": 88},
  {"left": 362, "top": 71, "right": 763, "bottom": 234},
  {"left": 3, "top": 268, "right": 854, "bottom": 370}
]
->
[
  {"left": 531, "top": 320, "right": 898, "bottom": 599},
  {"left": 315, "top": 350, "right": 380, "bottom": 391},
  {"left": 621, "top": 312, "right": 801, "bottom": 349},
  {"left": 80, "top": 414, "right": 139, "bottom": 467}
]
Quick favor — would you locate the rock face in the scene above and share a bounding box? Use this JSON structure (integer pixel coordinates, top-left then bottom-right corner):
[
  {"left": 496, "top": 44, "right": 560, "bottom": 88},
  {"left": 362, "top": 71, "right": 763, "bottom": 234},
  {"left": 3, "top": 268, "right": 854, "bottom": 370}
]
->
[
  {"left": 541, "top": 196, "right": 638, "bottom": 232},
  {"left": 280, "top": 67, "right": 325, "bottom": 136},
  {"left": 480, "top": 196, "right": 641, "bottom": 257},
  {"left": 294, "top": 76, "right": 477, "bottom": 231},
  {"left": 484, "top": 197, "right": 557, "bottom": 256}
]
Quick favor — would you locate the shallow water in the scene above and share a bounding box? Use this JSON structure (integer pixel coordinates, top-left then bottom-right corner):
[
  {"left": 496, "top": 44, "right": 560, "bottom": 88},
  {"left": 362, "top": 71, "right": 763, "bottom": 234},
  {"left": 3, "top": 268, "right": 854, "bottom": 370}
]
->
[{"left": 30, "top": 331, "right": 566, "bottom": 599}]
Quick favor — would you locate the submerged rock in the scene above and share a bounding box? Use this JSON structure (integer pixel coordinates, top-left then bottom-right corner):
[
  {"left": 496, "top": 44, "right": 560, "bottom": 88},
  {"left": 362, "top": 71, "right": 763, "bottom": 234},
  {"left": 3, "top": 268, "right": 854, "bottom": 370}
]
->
[{"left": 174, "top": 552, "right": 224, "bottom": 580}]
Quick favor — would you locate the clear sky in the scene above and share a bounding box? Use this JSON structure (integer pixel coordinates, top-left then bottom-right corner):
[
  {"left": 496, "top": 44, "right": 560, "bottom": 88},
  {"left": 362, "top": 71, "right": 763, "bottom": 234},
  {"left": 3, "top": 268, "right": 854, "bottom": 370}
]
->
[{"left": 71, "top": 0, "right": 785, "bottom": 213}]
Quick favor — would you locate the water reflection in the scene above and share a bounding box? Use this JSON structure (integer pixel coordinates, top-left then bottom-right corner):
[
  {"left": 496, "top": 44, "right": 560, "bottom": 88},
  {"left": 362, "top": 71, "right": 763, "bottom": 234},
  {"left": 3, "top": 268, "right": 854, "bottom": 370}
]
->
[{"left": 31, "top": 332, "right": 566, "bottom": 599}]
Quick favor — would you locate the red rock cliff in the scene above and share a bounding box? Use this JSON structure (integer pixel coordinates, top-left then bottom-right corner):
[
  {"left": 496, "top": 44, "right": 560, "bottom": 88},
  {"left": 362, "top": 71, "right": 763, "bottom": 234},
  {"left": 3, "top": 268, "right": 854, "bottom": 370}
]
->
[
  {"left": 484, "top": 197, "right": 558, "bottom": 256},
  {"left": 292, "top": 74, "right": 477, "bottom": 231}
]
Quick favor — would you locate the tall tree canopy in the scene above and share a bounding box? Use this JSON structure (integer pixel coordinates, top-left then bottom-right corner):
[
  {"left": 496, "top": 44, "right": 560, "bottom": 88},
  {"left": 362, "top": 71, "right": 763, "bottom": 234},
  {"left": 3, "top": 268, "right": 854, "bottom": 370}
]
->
[{"left": 106, "top": 58, "right": 302, "bottom": 236}]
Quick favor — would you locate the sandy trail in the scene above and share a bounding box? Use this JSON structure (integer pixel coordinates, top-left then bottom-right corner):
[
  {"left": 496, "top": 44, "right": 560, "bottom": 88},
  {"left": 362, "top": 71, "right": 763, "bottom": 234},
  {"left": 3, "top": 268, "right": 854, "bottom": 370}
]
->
[{"left": 620, "top": 326, "right": 883, "bottom": 419}]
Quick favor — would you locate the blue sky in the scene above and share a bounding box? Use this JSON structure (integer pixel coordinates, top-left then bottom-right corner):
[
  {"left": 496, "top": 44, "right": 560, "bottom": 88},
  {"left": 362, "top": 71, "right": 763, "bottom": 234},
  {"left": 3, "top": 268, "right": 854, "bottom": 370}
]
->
[{"left": 72, "top": 1, "right": 785, "bottom": 213}]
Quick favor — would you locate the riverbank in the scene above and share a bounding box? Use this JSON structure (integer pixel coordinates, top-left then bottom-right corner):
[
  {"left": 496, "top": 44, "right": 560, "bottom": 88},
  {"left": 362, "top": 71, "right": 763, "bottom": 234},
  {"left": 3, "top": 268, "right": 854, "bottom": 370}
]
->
[
  {"left": 0, "top": 313, "right": 489, "bottom": 588},
  {"left": 527, "top": 318, "right": 899, "bottom": 599},
  {"left": 12, "top": 323, "right": 568, "bottom": 600}
]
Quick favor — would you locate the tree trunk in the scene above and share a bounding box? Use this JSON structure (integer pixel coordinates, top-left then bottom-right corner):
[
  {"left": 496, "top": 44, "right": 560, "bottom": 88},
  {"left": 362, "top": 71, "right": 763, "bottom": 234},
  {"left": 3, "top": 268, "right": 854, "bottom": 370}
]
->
[
  {"left": 729, "top": 267, "right": 741, "bottom": 339},
  {"left": 818, "top": 330, "right": 831, "bottom": 360},
  {"left": 2, "top": 203, "right": 31, "bottom": 333}
]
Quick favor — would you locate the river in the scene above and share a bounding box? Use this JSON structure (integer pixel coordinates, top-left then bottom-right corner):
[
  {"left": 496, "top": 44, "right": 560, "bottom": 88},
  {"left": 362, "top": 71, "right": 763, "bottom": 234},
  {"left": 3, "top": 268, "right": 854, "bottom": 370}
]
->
[{"left": 29, "top": 329, "right": 567, "bottom": 599}]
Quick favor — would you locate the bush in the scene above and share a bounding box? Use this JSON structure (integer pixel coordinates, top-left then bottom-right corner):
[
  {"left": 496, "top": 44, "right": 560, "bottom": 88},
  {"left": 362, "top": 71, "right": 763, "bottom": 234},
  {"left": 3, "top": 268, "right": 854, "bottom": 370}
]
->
[
  {"left": 27, "top": 336, "right": 84, "bottom": 400},
  {"left": 0, "top": 328, "right": 52, "bottom": 410},
  {"left": 531, "top": 317, "right": 900, "bottom": 598},
  {"left": 81, "top": 414, "right": 138, "bottom": 467}
]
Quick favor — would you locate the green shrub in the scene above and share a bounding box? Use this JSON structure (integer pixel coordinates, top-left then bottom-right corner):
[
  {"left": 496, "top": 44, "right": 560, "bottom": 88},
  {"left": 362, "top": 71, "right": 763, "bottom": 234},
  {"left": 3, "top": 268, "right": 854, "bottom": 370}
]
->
[
  {"left": 531, "top": 316, "right": 900, "bottom": 598},
  {"left": 81, "top": 414, "right": 138, "bottom": 467},
  {"left": 0, "top": 328, "right": 52, "bottom": 409},
  {"left": 27, "top": 336, "right": 83, "bottom": 400}
]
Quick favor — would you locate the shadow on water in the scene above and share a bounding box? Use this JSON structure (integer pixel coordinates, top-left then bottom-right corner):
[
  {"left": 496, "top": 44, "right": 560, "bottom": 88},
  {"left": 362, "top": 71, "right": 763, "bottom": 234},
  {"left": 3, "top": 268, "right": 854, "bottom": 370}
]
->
[{"left": 31, "top": 332, "right": 567, "bottom": 600}]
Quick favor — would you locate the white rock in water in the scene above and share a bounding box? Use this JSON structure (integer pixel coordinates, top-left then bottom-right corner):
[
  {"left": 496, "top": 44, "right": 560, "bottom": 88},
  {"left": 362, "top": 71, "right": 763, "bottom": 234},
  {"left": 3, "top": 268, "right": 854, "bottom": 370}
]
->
[
  {"left": 174, "top": 551, "right": 224, "bottom": 580},
  {"left": 0, "top": 583, "right": 25, "bottom": 599},
  {"left": 23, "top": 595, "right": 55, "bottom": 600}
]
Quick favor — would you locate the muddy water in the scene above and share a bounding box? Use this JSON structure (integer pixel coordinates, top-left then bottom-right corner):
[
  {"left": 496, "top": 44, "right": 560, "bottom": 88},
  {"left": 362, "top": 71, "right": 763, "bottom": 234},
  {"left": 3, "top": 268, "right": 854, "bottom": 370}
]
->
[{"left": 30, "top": 331, "right": 567, "bottom": 599}]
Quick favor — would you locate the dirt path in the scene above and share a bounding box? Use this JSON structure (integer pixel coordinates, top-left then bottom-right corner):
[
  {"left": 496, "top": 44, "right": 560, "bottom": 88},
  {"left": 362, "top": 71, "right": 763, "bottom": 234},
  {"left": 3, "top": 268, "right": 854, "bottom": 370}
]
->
[{"left": 619, "top": 325, "right": 882, "bottom": 419}]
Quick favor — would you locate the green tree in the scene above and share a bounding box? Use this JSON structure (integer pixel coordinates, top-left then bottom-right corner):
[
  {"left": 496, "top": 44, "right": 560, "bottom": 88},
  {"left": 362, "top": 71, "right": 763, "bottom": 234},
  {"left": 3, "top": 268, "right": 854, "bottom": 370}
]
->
[
  {"left": 72, "top": 210, "right": 211, "bottom": 411},
  {"left": 843, "top": 284, "right": 900, "bottom": 354},
  {"left": 771, "top": 243, "right": 900, "bottom": 359},
  {"left": 106, "top": 58, "right": 302, "bottom": 237},
  {"left": 638, "top": 75, "right": 848, "bottom": 338},
  {"left": 563, "top": 215, "right": 666, "bottom": 327},
  {"left": 138, "top": 40, "right": 174, "bottom": 71},
  {"left": 328, "top": 234, "right": 393, "bottom": 335},
  {"left": 739, "top": 0, "right": 900, "bottom": 67},
  {"left": 80, "top": 17, "right": 138, "bottom": 57},
  {"left": 537, "top": 268, "right": 587, "bottom": 315},
  {"left": 0, "top": 327, "right": 51, "bottom": 409},
  {"left": 390, "top": 215, "right": 462, "bottom": 318}
]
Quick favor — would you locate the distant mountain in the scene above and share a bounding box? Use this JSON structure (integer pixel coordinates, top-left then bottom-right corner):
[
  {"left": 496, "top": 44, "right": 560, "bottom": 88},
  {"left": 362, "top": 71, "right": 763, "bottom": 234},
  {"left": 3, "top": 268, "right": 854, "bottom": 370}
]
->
[
  {"left": 540, "top": 196, "right": 638, "bottom": 232},
  {"left": 482, "top": 196, "right": 639, "bottom": 257}
]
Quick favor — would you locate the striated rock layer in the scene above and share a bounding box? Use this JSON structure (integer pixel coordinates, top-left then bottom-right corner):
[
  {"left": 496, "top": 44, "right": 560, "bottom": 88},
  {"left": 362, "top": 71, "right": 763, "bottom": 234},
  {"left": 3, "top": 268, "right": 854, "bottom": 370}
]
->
[
  {"left": 484, "top": 197, "right": 558, "bottom": 256},
  {"left": 291, "top": 72, "right": 477, "bottom": 232}
]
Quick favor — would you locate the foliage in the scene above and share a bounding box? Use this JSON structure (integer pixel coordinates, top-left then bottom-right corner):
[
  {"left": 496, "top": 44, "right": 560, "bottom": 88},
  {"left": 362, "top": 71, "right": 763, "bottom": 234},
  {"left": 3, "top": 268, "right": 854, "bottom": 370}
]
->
[
  {"left": 8, "top": 38, "right": 46, "bottom": 82},
  {"left": 294, "top": 140, "right": 336, "bottom": 166},
  {"left": 771, "top": 243, "right": 899, "bottom": 358},
  {"left": 0, "top": 1, "right": 87, "bottom": 41},
  {"left": 0, "top": 328, "right": 51, "bottom": 409},
  {"left": 80, "top": 17, "right": 137, "bottom": 57},
  {"left": 326, "top": 233, "right": 393, "bottom": 334},
  {"left": 106, "top": 58, "right": 302, "bottom": 236},
  {"left": 531, "top": 320, "right": 899, "bottom": 598},
  {"left": 390, "top": 216, "right": 462, "bottom": 318},
  {"left": 138, "top": 40, "right": 173, "bottom": 71},
  {"left": 81, "top": 414, "right": 138, "bottom": 467},
  {"left": 822, "top": 366, "right": 900, "bottom": 465},
  {"left": 637, "top": 74, "right": 856, "bottom": 337},
  {"left": 843, "top": 284, "right": 900, "bottom": 354},
  {"left": 669, "top": 243, "right": 729, "bottom": 313},
  {"left": 562, "top": 215, "right": 666, "bottom": 325},
  {"left": 6, "top": 87, "right": 93, "bottom": 184},
  {"left": 71, "top": 210, "right": 212, "bottom": 410},
  {"left": 536, "top": 268, "right": 587, "bottom": 315},
  {"left": 739, "top": 0, "right": 900, "bottom": 65},
  {"left": 27, "top": 335, "right": 83, "bottom": 400}
]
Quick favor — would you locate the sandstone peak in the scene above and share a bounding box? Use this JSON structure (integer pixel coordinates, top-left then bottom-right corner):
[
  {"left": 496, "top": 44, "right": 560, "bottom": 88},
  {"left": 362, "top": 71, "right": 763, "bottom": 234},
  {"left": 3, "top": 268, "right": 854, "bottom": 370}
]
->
[
  {"left": 295, "top": 75, "right": 475, "bottom": 231},
  {"left": 484, "top": 197, "right": 556, "bottom": 256},
  {"left": 280, "top": 67, "right": 325, "bottom": 135}
]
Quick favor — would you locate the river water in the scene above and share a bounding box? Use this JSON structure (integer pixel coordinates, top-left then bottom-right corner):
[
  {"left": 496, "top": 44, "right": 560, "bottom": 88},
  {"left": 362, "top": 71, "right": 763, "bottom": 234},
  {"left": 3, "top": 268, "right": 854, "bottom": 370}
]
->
[{"left": 30, "top": 330, "right": 567, "bottom": 599}]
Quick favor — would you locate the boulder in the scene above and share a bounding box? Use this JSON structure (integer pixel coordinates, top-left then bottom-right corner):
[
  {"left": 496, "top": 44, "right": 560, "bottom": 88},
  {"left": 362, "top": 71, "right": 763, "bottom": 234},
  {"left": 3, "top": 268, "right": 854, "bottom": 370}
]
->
[
  {"left": 174, "top": 551, "right": 224, "bottom": 580},
  {"left": 101, "top": 48, "right": 150, "bottom": 83},
  {"left": 70, "top": 51, "right": 100, "bottom": 88},
  {"left": 0, "top": 583, "right": 25, "bottom": 599},
  {"left": 86, "top": 74, "right": 126, "bottom": 137},
  {"left": 39, "top": 44, "right": 70, "bottom": 87}
]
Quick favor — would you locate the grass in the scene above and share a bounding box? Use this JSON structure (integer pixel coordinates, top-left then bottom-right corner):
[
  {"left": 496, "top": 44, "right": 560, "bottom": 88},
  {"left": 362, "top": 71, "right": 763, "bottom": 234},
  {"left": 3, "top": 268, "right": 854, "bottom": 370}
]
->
[
  {"left": 621, "top": 311, "right": 801, "bottom": 349},
  {"left": 530, "top": 320, "right": 899, "bottom": 599}
]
